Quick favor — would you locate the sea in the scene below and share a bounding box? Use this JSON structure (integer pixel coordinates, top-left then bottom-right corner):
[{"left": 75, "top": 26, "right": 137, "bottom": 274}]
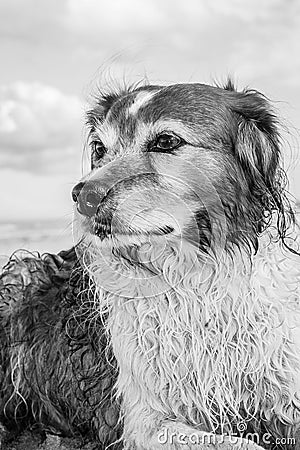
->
[{"left": 0, "top": 218, "right": 74, "bottom": 268}]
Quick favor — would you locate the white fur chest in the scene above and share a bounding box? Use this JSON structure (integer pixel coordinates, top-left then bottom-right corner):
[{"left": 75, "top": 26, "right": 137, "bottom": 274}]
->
[{"left": 91, "top": 238, "right": 300, "bottom": 446}]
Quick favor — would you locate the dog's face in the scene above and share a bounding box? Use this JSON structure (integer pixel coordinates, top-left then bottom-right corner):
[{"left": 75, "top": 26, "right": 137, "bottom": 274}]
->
[{"left": 73, "top": 81, "right": 289, "bottom": 256}]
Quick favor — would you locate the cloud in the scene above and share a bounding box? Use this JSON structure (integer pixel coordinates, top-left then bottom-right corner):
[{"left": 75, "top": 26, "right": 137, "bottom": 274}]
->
[
  {"left": 0, "top": 82, "right": 84, "bottom": 174},
  {"left": 61, "top": 0, "right": 300, "bottom": 93},
  {"left": 0, "top": 0, "right": 66, "bottom": 42},
  {"left": 0, "top": 0, "right": 299, "bottom": 202},
  {"left": 65, "top": 0, "right": 175, "bottom": 36},
  {"left": 1, "top": 1, "right": 300, "bottom": 97},
  {"left": 64, "top": 0, "right": 296, "bottom": 40},
  {"left": 209, "top": 0, "right": 290, "bottom": 21}
]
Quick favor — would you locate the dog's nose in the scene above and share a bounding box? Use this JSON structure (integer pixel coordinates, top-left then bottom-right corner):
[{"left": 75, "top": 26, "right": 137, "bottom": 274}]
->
[
  {"left": 72, "top": 182, "right": 103, "bottom": 217},
  {"left": 71, "top": 182, "right": 84, "bottom": 203}
]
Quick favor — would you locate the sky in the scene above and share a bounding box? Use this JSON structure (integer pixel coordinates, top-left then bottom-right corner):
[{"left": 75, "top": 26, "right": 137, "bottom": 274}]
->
[{"left": 0, "top": 0, "right": 300, "bottom": 222}]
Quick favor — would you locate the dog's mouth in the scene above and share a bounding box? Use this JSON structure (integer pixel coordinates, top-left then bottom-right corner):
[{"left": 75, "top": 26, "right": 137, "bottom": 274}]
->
[{"left": 93, "top": 219, "right": 174, "bottom": 242}]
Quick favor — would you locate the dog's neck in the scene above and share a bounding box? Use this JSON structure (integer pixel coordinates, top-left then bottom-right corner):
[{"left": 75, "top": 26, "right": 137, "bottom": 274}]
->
[{"left": 83, "top": 236, "right": 300, "bottom": 443}]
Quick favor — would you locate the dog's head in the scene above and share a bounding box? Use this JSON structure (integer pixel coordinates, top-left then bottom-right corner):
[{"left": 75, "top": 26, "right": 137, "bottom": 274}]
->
[{"left": 72, "top": 80, "right": 295, "bottom": 259}]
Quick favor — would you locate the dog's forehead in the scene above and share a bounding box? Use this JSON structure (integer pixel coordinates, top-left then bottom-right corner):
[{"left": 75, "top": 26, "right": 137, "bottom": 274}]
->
[
  {"left": 96, "top": 88, "right": 159, "bottom": 143},
  {"left": 110, "top": 88, "right": 160, "bottom": 117},
  {"left": 92, "top": 83, "right": 232, "bottom": 145},
  {"left": 114, "top": 84, "right": 231, "bottom": 131},
  {"left": 135, "top": 84, "right": 229, "bottom": 123}
]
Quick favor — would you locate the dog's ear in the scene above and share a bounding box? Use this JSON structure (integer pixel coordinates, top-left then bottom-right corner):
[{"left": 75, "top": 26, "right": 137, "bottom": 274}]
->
[
  {"left": 226, "top": 85, "right": 297, "bottom": 252},
  {"left": 230, "top": 88, "right": 280, "bottom": 188}
]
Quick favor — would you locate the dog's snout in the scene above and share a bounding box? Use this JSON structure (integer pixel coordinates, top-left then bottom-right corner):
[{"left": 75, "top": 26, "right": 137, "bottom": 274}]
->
[{"left": 72, "top": 182, "right": 103, "bottom": 217}]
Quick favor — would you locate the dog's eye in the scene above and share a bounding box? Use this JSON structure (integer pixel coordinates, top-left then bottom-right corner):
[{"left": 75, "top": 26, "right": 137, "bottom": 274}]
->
[
  {"left": 151, "top": 134, "right": 183, "bottom": 152},
  {"left": 91, "top": 141, "right": 106, "bottom": 160}
]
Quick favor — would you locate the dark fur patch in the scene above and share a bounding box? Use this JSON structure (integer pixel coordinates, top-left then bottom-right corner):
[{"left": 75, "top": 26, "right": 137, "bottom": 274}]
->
[{"left": 0, "top": 249, "right": 121, "bottom": 447}]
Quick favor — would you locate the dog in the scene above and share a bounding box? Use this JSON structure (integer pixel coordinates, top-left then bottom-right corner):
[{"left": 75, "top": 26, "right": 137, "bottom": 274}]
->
[{"left": 1, "top": 80, "right": 300, "bottom": 450}]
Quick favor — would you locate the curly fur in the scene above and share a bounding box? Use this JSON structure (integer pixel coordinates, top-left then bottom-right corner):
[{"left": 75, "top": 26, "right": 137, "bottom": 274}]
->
[
  {"left": 79, "top": 228, "right": 300, "bottom": 449},
  {"left": 0, "top": 249, "right": 121, "bottom": 448}
]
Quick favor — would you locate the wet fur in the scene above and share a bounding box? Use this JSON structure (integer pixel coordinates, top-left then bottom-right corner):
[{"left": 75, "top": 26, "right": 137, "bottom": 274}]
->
[
  {"left": 0, "top": 249, "right": 121, "bottom": 447},
  {"left": 0, "top": 80, "right": 300, "bottom": 450},
  {"left": 80, "top": 80, "right": 300, "bottom": 449}
]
